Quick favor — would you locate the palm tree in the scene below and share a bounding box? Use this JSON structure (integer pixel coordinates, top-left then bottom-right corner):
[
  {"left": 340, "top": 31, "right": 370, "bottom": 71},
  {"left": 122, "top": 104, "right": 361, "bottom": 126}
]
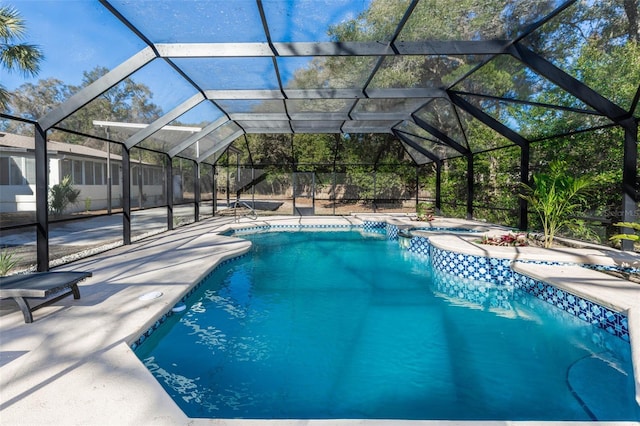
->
[{"left": 0, "top": 5, "right": 43, "bottom": 111}]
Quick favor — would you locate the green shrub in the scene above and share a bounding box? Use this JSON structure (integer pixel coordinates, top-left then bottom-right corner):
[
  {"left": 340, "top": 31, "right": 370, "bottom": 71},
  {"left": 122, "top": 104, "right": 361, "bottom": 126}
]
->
[
  {"left": 416, "top": 202, "right": 434, "bottom": 221},
  {"left": 49, "top": 176, "right": 81, "bottom": 215},
  {"left": 519, "top": 161, "right": 594, "bottom": 248},
  {"left": 0, "top": 249, "right": 18, "bottom": 276},
  {"left": 609, "top": 222, "right": 640, "bottom": 244}
]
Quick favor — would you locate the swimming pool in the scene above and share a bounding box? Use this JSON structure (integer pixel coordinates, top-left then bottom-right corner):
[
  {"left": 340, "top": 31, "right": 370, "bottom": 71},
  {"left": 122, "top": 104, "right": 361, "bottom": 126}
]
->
[{"left": 134, "top": 230, "right": 639, "bottom": 420}]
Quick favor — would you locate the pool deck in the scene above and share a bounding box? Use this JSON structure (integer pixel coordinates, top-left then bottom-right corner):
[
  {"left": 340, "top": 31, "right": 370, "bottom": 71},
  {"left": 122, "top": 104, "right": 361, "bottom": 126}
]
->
[{"left": 0, "top": 215, "right": 638, "bottom": 425}]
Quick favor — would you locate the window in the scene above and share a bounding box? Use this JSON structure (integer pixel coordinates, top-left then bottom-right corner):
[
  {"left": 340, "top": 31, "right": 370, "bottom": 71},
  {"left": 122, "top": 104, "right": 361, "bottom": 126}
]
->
[
  {"left": 10, "top": 157, "right": 26, "bottom": 185},
  {"left": 60, "top": 159, "right": 72, "bottom": 180},
  {"left": 94, "top": 162, "right": 104, "bottom": 185},
  {"left": 110, "top": 163, "right": 120, "bottom": 184},
  {"left": 132, "top": 166, "right": 139, "bottom": 185},
  {"left": 0, "top": 156, "right": 9, "bottom": 185},
  {"left": 0, "top": 155, "right": 36, "bottom": 185},
  {"left": 73, "top": 160, "right": 83, "bottom": 184},
  {"left": 84, "top": 161, "right": 94, "bottom": 185},
  {"left": 143, "top": 167, "right": 150, "bottom": 185},
  {"left": 23, "top": 158, "right": 35, "bottom": 184}
]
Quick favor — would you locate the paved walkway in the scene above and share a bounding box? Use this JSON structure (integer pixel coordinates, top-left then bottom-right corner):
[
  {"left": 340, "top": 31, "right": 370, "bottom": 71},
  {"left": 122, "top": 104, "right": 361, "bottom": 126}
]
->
[{"left": 0, "top": 215, "right": 638, "bottom": 425}]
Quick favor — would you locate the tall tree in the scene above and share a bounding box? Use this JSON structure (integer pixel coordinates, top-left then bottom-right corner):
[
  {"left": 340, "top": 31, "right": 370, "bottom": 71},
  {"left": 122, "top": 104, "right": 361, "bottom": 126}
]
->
[
  {"left": 0, "top": 5, "right": 43, "bottom": 111},
  {"left": 6, "top": 66, "right": 162, "bottom": 148}
]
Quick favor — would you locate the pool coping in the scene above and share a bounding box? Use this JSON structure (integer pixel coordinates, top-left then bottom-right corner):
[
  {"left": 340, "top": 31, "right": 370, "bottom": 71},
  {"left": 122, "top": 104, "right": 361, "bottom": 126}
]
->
[{"left": 0, "top": 214, "right": 638, "bottom": 425}]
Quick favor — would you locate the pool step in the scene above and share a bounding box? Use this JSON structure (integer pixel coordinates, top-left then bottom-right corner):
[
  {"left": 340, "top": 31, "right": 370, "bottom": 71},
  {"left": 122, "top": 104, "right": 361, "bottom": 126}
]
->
[{"left": 567, "top": 353, "right": 640, "bottom": 420}]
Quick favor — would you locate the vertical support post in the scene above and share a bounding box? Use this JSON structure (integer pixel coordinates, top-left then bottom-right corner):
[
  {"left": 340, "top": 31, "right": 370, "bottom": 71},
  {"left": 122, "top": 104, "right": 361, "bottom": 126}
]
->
[
  {"left": 106, "top": 138, "right": 112, "bottom": 215},
  {"left": 466, "top": 153, "right": 474, "bottom": 220},
  {"left": 435, "top": 161, "right": 442, "bottom": 215},
  {"left": 312, "top": 171, "right": 315, "bottom": 215},
  {"left": 167, "top": 156, "right": 173, "bottom": 231},
  {"left": 194, "top": 160, "right": 201, "bottom": 222},
  {"left": 251, "top": 167, "right": 256, "bottom": 208},
  {"left": 122, "top": 147, "right": 131, "bottom": 245},
  {"left": 621, "top": 118, "right": 638, "bottom": 251},
  {"left": 292, "top": 171, "right": 296, "bottom": 215},
  {"left": 34, "top": 124, "right": 49, "bottom": 272},
  {"left": 373, "top": 169, "right": 377, "bottom": 213},
  {"left": 519, "top": 142, "right": 530, "bottom": 231},
  {"left": 236, "top": 152, "right": 240, "bottom": 205},
  {"left": 332, "top": 169, "right": 337, "bottom": 216},
  {"left": 226, "top": 154, "right": 230, "bottom": 208},
  {"left": 415, "top": 165, "right": 419, "bottom": 208},
  {"left": 137, "top": 150, "right": 143, "bottom": 209},
  {"left": 212, "top": 164, "right": 217, "bottom": 216}
]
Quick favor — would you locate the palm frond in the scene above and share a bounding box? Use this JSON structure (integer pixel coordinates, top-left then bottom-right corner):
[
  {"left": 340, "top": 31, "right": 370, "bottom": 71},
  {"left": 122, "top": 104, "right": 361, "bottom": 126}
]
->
[
  {"left": 0, "top": 6, "right": 26, "bottom": 40},
  {"left": 1, "top": 43, "right": 42, "bottom": 75}
]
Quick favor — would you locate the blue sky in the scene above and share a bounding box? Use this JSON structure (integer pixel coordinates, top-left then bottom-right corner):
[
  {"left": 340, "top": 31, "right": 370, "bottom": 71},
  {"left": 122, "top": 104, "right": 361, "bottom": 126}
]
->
[
  {"left": 2, "top": 0, "right": 145, "bottom": 91},
  {"left": 2, "top": 0, "right": 370, "bottom": 92},
  {"left": 1, "top": 0, "right": 374, "bottom": 122}
]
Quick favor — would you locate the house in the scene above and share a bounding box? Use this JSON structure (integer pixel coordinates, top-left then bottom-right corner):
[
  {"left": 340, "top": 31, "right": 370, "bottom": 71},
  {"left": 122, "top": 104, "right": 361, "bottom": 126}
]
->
[{"left": 0, "top": 132, "right": 165, "bottom": 213}]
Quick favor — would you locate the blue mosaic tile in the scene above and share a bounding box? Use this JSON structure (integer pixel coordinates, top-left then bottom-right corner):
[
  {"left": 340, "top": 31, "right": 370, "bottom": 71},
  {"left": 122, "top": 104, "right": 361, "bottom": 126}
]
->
[
  {"left": 513, "top": 271, "right": 629, "bottom": 341},
  {"left": 130, "top": 311, "right": 173, "bottom": 351},
  {"left": 225, "top": 224, "right": 359, "bottom": 236},
  {"left": 433, "top": 268, "right": 515, "bottom": 311},
  {"left": 428, "top": 245, "right": 629, "bottom": 341},
  {"left": 362, "top": 221, "right": 386, "bottom": 234},
  {"left": 386, "top": 224, "right": 399, "bottom": 240},
  {"left": 407, "top": 236, "right": 430, "bottom": 256},
  {"left": 584, "top": 263, "right": 640, "bottom": 275}
]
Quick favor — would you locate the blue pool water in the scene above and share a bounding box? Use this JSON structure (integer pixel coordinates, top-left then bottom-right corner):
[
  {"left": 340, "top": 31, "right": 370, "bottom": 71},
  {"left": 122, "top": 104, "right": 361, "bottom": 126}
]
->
[{"left": 135, "top": 231, "right": 639, "bottom": 420}]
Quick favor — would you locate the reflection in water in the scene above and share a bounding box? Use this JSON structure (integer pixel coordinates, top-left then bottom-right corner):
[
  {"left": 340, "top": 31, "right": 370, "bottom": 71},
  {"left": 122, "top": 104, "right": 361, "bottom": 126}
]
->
[{"left": 135, "top": 232, "right": 638, "bottom": 420}]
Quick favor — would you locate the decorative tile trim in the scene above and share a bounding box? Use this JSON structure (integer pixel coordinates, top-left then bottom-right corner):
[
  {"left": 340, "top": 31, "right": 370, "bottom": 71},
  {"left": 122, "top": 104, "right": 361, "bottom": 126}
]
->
[
  {"left": 432, "top": 246, "right": 513, "bottom": 284},
  {"left": 433, "top": 268, "right": 516, "bottom": 311},
  {"left": 513, "top": 272, "right": 629, "bottom": 341},
  {"left": 433, "top": 267, "right": 631, "bottom": 347},
  {"left": 407, "top": 236, "right": 430, "bottom": 256},
  {"left": 386, "top": 224, "right": 399, "bottom": 240},
  {"left": 362, "top": 221, "right": 387, "bottom": 235},
  {"left": 226, "top": 224, "right": 360, "bottom": 236},
  {"left": 584, "top": 263, "right": 640, "bottom": 275},
  {"left": 428, "top": 244, "right": 628, "bottom": 341}
]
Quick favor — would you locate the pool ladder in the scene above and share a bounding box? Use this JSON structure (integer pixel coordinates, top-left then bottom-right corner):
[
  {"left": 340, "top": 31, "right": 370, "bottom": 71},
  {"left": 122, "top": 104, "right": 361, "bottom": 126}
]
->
[{"left": 232, "top": 200, "right": 258, "bottom": 221}]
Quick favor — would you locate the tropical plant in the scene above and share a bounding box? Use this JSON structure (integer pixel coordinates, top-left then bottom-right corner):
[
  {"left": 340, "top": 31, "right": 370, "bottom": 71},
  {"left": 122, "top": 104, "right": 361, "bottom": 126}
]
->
[
  {"left": 0, "top": 249, "right": 18, "bottom": 276},
  {"left": 0, "top": 5, "right": 43, "bottom": 110},
  {"left": 477, "top": 233, "right": 528, "bottom": 247},
  {"left": 49, "top": 175, "right": 81, "bottom": 215},
  {"left": 609, "top": 221, "right": 640, "bottom": 244},
  {"left": 416, "top": 202, "right": 434, "bottom": 221},
  {"left": 519, "top": 161, "right": 595, "bottom": 248}
]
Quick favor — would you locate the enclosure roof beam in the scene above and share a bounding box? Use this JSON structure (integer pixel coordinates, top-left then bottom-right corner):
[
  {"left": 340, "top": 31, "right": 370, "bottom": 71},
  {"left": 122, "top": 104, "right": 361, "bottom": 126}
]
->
[
  {"left": 411, "top": 114, "right": 470, "bottom": 155},
  {"left": 39, "top": 47, "right": 157, "bottom": 131},
  {"left": 154, "top": 40, "right": 511, "bottom": 58},
  {"left": 167, "top": 116, "right": 229, "bottom": 158},
  {"left": 508, "top": 43, "right": 629, "bottom": 122},
  {"left": 449, "top": 92, "right": 529, "bottom": 148},
  {"left": 125, "top": 93, "right": 206, "bottom": 149},
  {"left": 197, "top": 130, "right": 244, "bottom": 163},
  {"left": 394, "top": 130, "right": 440, "bottom": 164},
  {"left": 204, "top": 88, "right": 446, "bottom": 100},
  {"left": 451, "top": 90, "right": 602, "bottom": 115}
]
